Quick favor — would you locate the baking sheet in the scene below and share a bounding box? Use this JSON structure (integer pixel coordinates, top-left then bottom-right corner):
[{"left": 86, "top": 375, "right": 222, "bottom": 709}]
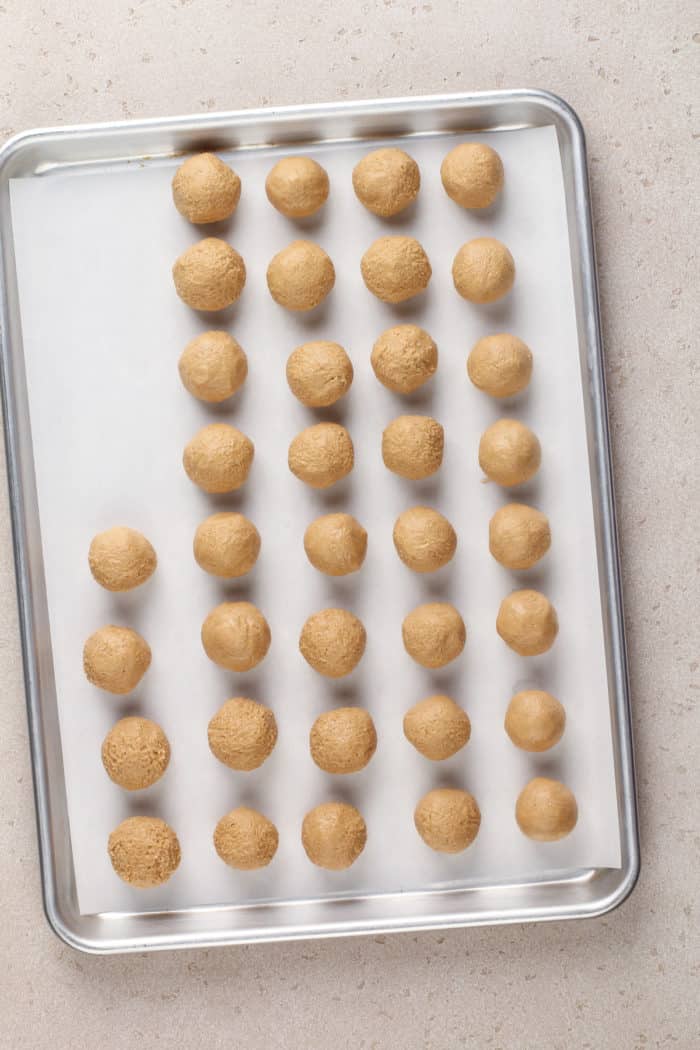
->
[{"left": 9, "top": 124, "right": 621, "bottom": 916}]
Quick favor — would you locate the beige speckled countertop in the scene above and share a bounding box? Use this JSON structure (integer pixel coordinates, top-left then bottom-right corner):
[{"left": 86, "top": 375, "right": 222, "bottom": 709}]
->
[{"left": 1, "top": 3, "right": 698, "bottom": 1047}]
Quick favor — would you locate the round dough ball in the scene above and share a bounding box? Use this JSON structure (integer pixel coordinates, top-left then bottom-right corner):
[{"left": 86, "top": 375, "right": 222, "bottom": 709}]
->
[
  {"left": 516, "top": 777, "right": 578, "bottom": 842},
  {"left": 193, "top": 512, "right": 260, "bottom": 578},
  {"left": 361, "top": 236, "right": 431, "bottom": 303},
  {"left": 173, "top": 238, "right": 246, "bottom": 311},
  {"left": 478, "top": 419, "right": 541, "bottom": 487},
  {"left": 440, "top": 142, "right": 504, "bottom": 209},
  {"left": 108, "top": 816, "right": 181, "bottom": 888},
  {"left": 352, "top": 147, "right": 420, "bottom": 217},
  {"left": 304, "top": 513, "right": 367, "bottom": 576},
  {"left": 88, "top": 526, "right": 156, "bottom": 592},
  {"left": 299, "top": 608, "right": 366, "bottom": 678},
  {"left": 172, "top": 152, "right": 241, "bottom": 224},
  {"left": 201, "top": 602, "right": 271, "bottom": 672},
  {"left": 496, "top": 589, "right": 558, "bottom": 656},
  {"left": 101, "top": 717, "right": 170, "bottom": 790},
  {"left": 266, "top": 240, "right": 335, "bottom": 311},
  {"left": 489, "top": 503, "right": 551, "bottom": 570},
  {"left": 288, "top": 423, "right": 354, "bottom": 489},
  {"left": 467, "top": 333, "right": 532, "bottom": 398},
  {"left": 265, "top": 156, "right": 329, "bottom": 218},
  {"left": 301, "top": 802, "right": 367, "bottom": 870},
  {"left": 393, "top": 506, "right": 456, "bottom": 573},
  {"left": 208, "top": 697, "right": 278, "bottom": 770},
  {"left": 183, "top": 422, "right": 254, "bottom": 493},
  {"left": 178, "top": 331, "right": 248, "bottom": 403},
  {"left": 214, "top": 807, "right": 279, "bottom": 870},
  {"left": 382, "top": 415, "right": 444, "bottom": 480},
  {"left": 414, "top": 788, "right": 481, "bottom": 853},
  {"left": 310, "top": 707, "right": 377, "bottom": 774},
  {"left": 402, "top": 603, "right": 466, "bottom": 669},
  {"left": 452, "top": 238, "right": 515, "bottom": 304},
  {"left": 83, "top": 626, "right": 151, "bottom": 695},
  {"left": 505, "top": 690, "right": 566, "bottom": 752},
  {"left": 403, "top": 695, "right": 471, "bottom": 761},
  {"left": 286, "top": 341, "right": 353, "bottom": 407},
  {"left": 371, "top": 324, "right": 438, "bottom": 394}
]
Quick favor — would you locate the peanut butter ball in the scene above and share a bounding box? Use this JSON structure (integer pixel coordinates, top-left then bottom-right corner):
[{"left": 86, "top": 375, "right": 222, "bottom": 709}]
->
[
  {"left": 403, "top": 695, "right": 471, "bottom": 761},
  {"left": 304, "top": 513, "right": 367, "bottom": 576},
  {"left": 208, "top": 697, "right": 278, "bottom": 770},
  {"left": 452, "top": 238, "right": 515, "bottom": 304},
  {"left": 302, "top": 802, "right": 367, "bottom": 870},
  {"left": 352, "top": 147, "right": 420, "bottom": 217},
  {"left": 299, "top": 608, "right": 366, "bottom": 678},
  {"left": 286, "top": 341, "right": 353, "bottom": 407},
  {"left": 201, "top": 602, "right": 271, "bottom": 672},
  {"left": 266, "top": 240, "right": 335, "bottom": 311},
  {"left": 310, "top": 707, "right": 377, "bottom": 774},
  {"left": 214, "top": 807, "right": 279, "bottom": 870},
  {"left": 371, "top": 324, "right": 438, "bottom": 394},
  {"left": 440, "top": 142, "right": 504, "bottom": 209},
  {"left": 172, "top": 152, "right": 241, "bottom": 224},
  {"left": 108, "top": 816, "right": 181, "bottom": 888},
  {"left": 489, "top": 503, "right": 551, "bottom": 569},
  {"left": 516, "top": 777, "right": 578, "bottom": 842},
  {"left": 88, "top": 526, "right": 156, "bottom": 591},
  {"left": 194, "top": 512, "right": 260, "bottom": 578},
  {"left": 173, "top": 238, "right": 246, "bottom": 311},
  {"left": 178, "top": 331, "right": 248, "bottom": 403},
  {"left": 496, "top": 589, "right": 558, "bottom": 656},
  {"left": 288, "top": 422, "right": 354, "bottom": 489},
  {"left": 393, "top": 507, "right": 457, "bottom": 573},
  {"left": 183, "top": 422, "right": 254, "bottom": 493},
  {"left": 361, "top": 236, "right": 431, "bottom": 303},
  {"left": 382, "top": 415, "right": 444, "bottom": 480},
  {"left": 467, "top": 334, "right": 532, "bottom": 398},
  {"left": 402, "top": 603, "right": 466, "bottom": 669},
  {"left": 101, "top": 717, "right": 170, "bottom": 790},
  {"left": 265, "top": 155, "right": 329, "bottom": 217},
  {"left": 505, "top": 690, "right": 566, "bottom": 752},
  {"left": 83, "top": 625, "right": 151, "bottom": 695},
  {"left": 414, "top": 789, "right": 481, "bottom": 853},
  {"left": 478, "top": 419, "right": 541, "bottom": 487}
]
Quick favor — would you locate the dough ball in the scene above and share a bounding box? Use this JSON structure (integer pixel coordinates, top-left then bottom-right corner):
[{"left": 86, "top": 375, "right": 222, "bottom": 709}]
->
[
  {"left": 288, "top": 423, "right": 354, "bottom": 489},
  {"left": 83, "top": 626, "right": 151, "bottom": 695},
  {"left": 516, "top": 777, "right": 578, "bottom": 842},
  {"left": 183, "top": 422, "right": 254, "bottom": 493},
  {"left": 193, "top": 512, "right": 260, "bottom": 578},
  {"left": 108, "top": 816, "right": 181, "bottom": 888},
  {"left": 201, "top": 602, "right": 271, "bottom": 672},
  {"left": 505, "top": 690, "right": 566, "bottom": 752},
  {"left": 101, "top": 717, "right": 170, "bottom": 790},
  {"left": 208, "top": 697, "right": 278, "bottom": 770},
  {"left": 402, "top": 603, "right": 466, "bottom": 669},
  {"left": 214, "top": 807, "right": 279, "bottom": 870},
  {"left": 403, "top": 695, "right": 471, "bottom": 761},
  {"left": 266, "top": 240, "right": 335, "bottom": 311},
  {"left": 452, "top": 238, "right": 515, "bottom": 304},
  {"left": 301, "top": 802, "right": 367, "bottom": 870},
  {"left": 286, "top": 341, "right": 353, "bottom": 407},
  {"left": 172, "top": 152, "right": 241, "bottom": 224},
  {"left": 478, "top": 419, "right": 541, "bottom": 487},
  {"left": 371, "top": 324, "right": 438, "bottom": 394},
  {"left": 299, "top": 608, "right": 366, "bottom": 678},
  {"left": 265, "top": 156, "right": 329, "bottom": 217},
  {"left": 310, "top": 707, "right": 377, "bottom": 774},
  {"left": 304, "top": 513, "right": 367, "bottom": 576},
  {"left": 489, "top": 503, "right": 551, "bottom": 569},
  {"left": 361, "top": 236, "right": 432, "bottom": 303},
  {"left": 467, "top": 333, "right": 532, "bottom": 398},
  {"left": 178, "top": 331, "right": 248, "bottom": 403},
  {"left": 173, "top": 238, "right": 246, "bottom": 311},
  {"left": 352, "top": 147, "right": 420, "bottom": 217},
  {"left": 382, "top": 415, "right": 444, "bottom": 480},
  {"left": 496, "top": 589, "right": 558, "bottom": 656},
  {"left": 414, "top": 788, "right": 481, "bottom": 853},
  {"left": 393, "top": 506, "right": 456, "bottom": 573},
  {"left": 88, "top": 526, "right": 157, "bottom": 591},
  {"left": 440, "top": 142, "right": 504, "bottom": 209}
]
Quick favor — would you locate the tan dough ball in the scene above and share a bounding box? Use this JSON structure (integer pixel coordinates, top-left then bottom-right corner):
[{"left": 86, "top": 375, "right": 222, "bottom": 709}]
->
[
  {"left": 516, "top": 777, "right": 578, "bottom": 842},
  {"left": 382, "top": 415, "right": 444, "bottom": 480},
  {"left": 505, "top": 690, "right": 566, "bottom": 752},
  {"left": 371, "top": 324, "right": 438, "bottom": 394},
  {"left": 214, "top": 807, "right": 279, "bottom": 870},
  {"left": 265, "top": 156, "right": 329, "bottom": 218},
  {"left": 83, "top": 625, "right": 151, "bottom": 695},
  {"left": 414, "top": 788, "right": 481, "bottom": 853},
  {"left": 403, "top": 695, "right": 471, "bottom": 761},
  {"left": 286, "top": 341, "right": 353, "bottom": 407},
  {"left": 183, "top": 422, "right": 254, "bottom": 493},
  {"left": 178, "top": 331, "right": 248, "bottom": 403},
  {"left": 310, "top": 707, "right": 377, "bottom": 774},
  {"left": 88, "top": 526, "right": 157, "bottom": 592},
  {"left": 361, "top": 236, "right": 432, "bottom": 303},
  {"left": 201, "top": 602, "right": 271, "bottom": 672},
  {"left": 467, "top": 333, "right": 532, "bottom": 398},
  {"left": 101, "top": 717, "right": 170, "bottom": 790},
  {"left": 393, "top": 506, "right": 457, "bottom": 573},
  {"left": 402, "top": 603, "right": 466, "bottom": 669},
  {"left": 452, "top": 238, "right": 515, "bottom": 304},
  {"left": 489, "top": 503, "right": 551, "bottom": 570},
  {"left": 208, "top": 697, "right": 278, "bottom": 771},
  {"left": 440, "top": 142, "right": 504, "bottom": 209},
  {"left": 108, "top": 816, "right": 181, "bottom": 888},
  {"left": 299, "top": 608, "right": 366, "bottom": 678},
  {"left": 173, "top": 238, "right": 246, "bottom": 311},
  {"left": 193, "top": 512, "right": 260, "bottom": 578},
  {"left": 288, "top": 422, "right": 354, "bottom": 489},
  {"left": 352, "top": 147, "right": 420, "bottom": 217},
  {"left": 478, "top": 419, "right": 541, "bottom": 487},
  {"left": 301, "top": 802, "right": 367, "bottom": 870},
  {"left": 496, "top": 589, "right": 559, "bottom": 656},
  {"left": 266, "top": 240, "right": 335, "bottom": 311},
  {"left": 304, "top": 513, "right": 367, "bottom": 576},
  {"left": 172, "top": 152, "right": 241, "bottom": 224}
]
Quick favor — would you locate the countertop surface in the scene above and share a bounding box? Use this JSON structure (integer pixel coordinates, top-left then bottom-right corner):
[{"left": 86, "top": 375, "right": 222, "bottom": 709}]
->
[{"left": 0, "top": 2, "right": 697, "bottom": 1048}]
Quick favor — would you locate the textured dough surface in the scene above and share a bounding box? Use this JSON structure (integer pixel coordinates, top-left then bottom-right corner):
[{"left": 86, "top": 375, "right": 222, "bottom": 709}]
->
[
  {"left": 361, "top": 236, "right": 431, "bottom": 303},
  {"left": 516, "top": 777, "right": 578, "bottom": 841},
  {"left": 265, "top": 156, "right": 329, "bottom": 217},
  {"left": 496, "top": 589, "right": 559, "bottom": 656},
  {"left": 299, "top": 608, "right": 366, "bottom": 678},
  {"left": 414, "top": 789, "right": 481, "bottom": 853},
  {"left": 382, "top": 415, "right": 444, "bottom": 480},
  {"left": 172, "top": 153, "right": 241, "bottom": 223},
  {"left": 83, "top": 625, "right": 151, "bottom": 694},
  {"left": 402, "top": 602, "right": 466, "bottom": 668},
  {"left": 172, "top": 237, "right": 246, "bottom": 310},
  {"left": 178, "top": 330, "right": 248, "bottom": 403},
  {"left": 489, "top": 503, "right": 551, "bottom": 569},
  {"left": 107, "top": 816, "right": 181, "bottom": 888},
  {"left": 440, "top": 142, "right": 504, "bottom": 209},
  {"left": 214, "top": 807, "right": 279, "bottom": 869},
  {"left": 393, "top": 506, "right": 457, "bottom": 573},
  {"left": 286, "top": 341, "right": 353, "bottom": 407},
  {"left": 452, "top": 237, "right": 515, "bottom": 304},
  {"left": 467, "top": 333, "right": 532, "bottom": 398},
  {"left": 288, "top": 423, "right": 354, "bottom": 488},
  {"left": 505, "top": 690, "right": 566, "bottom": 752},
  {"left": 88, "top": 526, "right": 156, "bottom": 592},
  {"left": 304, "top": 513, "right": 367, "bottom": 576},
  {"left": 310, "top": 707, "right": 377, "bottom": 773},
  {"left": 266, "top": 240, "right": 335, "bottom": 311},
  {"left": 478, "top": 418, "right": 541, "bottom": 487},
  {"left": 208, "top": 697, "right": 278, "bottom": 770},
  {"left": 101, "top": 716, "right": 170, "bottom": 790},
  {"left": 201, "top": 602, "right": 271, "bottom": 671},
  {"left": 403, "top": 695, "right": 471, "bottom": 760},
  {"left": 352, "top": 147, "right": 420, "bottom": 216},
  {"left": 193, "top": 512, "right": 260, "bottom": 578},
  {"left": 183, "top": 422, "right": 254, "bottom": 493},
  {"left": 301, "top": 802, "right": 367, "bottom": 870}
]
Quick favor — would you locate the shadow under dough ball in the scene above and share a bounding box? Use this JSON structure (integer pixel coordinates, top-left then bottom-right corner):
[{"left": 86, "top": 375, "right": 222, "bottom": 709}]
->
[
  {"left": 452, "top": 237, "right": 515, "bottom": 304},
  {"left": 382, "top": 415, "right": 444, "bottom": 480},
  {"left": 178, "top": 331, "right": 248, "bottom": 403},
  {"left": 310, "top": 707, "right": 377, "bottom": 774},
  {"left": 266, "top": 240, "right": 335, "bottom": 311},
  {"left": 183, "top": 422, "right": 254, "bottom": 493},
  {"left": 505, "top": 690, "right": 566, "bottom": 752},
  {"left": 83, "top": 625, "right": 151, "bottom": 694},
  {"left": 265, "top": 155, "right": 329, "bottom": 217},
  {"left": 108, "top": 816, "right": 181, "bottom": 888},
  {"left": 393, "top": 506, "right": 457, "bottom": 573},
  {"left": 301, "top": 802, "right": 367, "bottom": 870},
  {"left": 496, "top": 589, "right": 558, "bottom": 656},
  {"left": 208, "top": 697, "right": 278, "bottom": 771},
  {"left": 288, "top": 422, "right": 354, "bottom": 489},
  {"left": 88, "top": 526, "right": 156, "bottom": 591},
  {"left": 440, "top": 142, "right": 504, "bottom": 209},
  {"left": 403, "top": 695, "right": 471, "bottom": 761},
  {"left": 478, "top": 418, "right": 541, "bottom": 487},
  {"left": 304, "top": 512, "right": 367, "bottom": 576},
  {"left": 286, "top": 341, "right": 353, "bottom": 408},
  {"left": 214, "top": 807, "right": 279, "bottom": 870},
  {"left": 101, "top": 716, "right": 170, "bottom": 790},
  {"left": 193, "top": 512, "right": 260, "bottom": 578},
  {"left": 371, "top": 324, "right": 438, "bottom": 394},
  {"left": 299, "top": 608, "right": 366, "bottom": 678},
  {"left": 414, "top": 788, "right": 481, "bottom": 853},
  {"left": 172, "top": 152, "right": 241, "bottom": 223},
  {"left": 516, "top": 777, "right": 578, "bottom": 842},
  {"left": 402, "top": 602, "right": 466, "bottom": 669},
  {"left": 361, "top": 236, "right": 431, "bottom": 303},
  {"left": 467, "top": 333, "right": 532, "bottom": 398},
  {"left": 489, "top": 502, "right": 551, "bottom": 569},
  {"left": 173, "top": 237, "right": 246, "bottom": 311},
  {"left": 352, "top": 147, "right": 420, "bottom": 216},
  {"left": 201, "top": 602, "right": 271, "bottom": 672}
]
